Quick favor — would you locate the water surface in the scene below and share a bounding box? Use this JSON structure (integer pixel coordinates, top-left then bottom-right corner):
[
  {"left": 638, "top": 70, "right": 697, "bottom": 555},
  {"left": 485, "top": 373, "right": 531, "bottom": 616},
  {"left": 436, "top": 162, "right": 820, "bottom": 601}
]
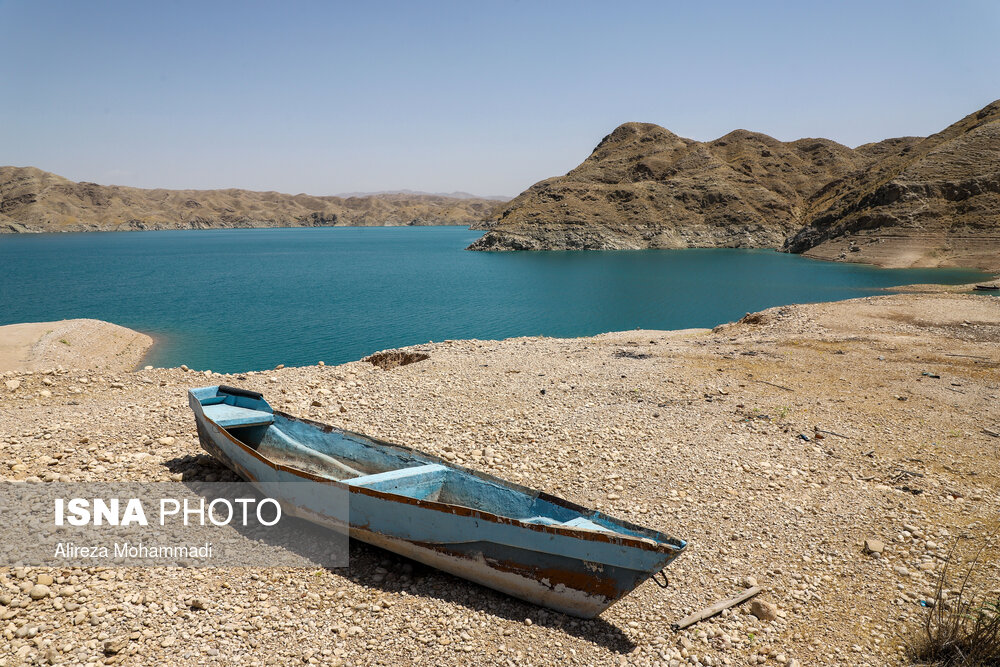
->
[{"left": 0, "top": 227, "right": 987, "bottom": 372}]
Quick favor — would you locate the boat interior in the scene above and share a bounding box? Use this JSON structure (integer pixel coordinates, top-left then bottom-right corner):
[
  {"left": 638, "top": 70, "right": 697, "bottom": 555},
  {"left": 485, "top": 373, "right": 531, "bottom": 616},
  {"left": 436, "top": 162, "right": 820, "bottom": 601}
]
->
[{"left": 192, "top": 386, "right": 654, "bottom": 538}]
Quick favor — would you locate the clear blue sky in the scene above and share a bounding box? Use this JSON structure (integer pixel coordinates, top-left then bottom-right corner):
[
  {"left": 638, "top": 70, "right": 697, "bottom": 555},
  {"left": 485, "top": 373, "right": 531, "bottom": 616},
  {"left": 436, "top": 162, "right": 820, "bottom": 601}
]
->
[{"left": 1, "top": 0, "right": 998, "bottom": 197}]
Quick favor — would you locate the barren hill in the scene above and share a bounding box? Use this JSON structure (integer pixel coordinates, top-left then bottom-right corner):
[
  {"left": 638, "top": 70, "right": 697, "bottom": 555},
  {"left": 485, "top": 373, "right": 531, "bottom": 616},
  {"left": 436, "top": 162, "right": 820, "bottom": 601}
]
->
[
  {"left": 785, "top": 101, "right": 1000, "bottom": 269},
  {"left": 470, "top": 101, "right": 1000, "bottom": 270},
  {"left": 469, "top": 122, "right": 876, "bottom": 251},
  {"left": 0, "top": 167, "right": 503, "bottom": 233}
]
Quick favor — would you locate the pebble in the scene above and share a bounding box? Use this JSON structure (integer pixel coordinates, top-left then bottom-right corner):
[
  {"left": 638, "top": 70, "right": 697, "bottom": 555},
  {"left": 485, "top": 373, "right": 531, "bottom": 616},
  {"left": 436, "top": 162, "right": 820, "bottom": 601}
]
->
[
  {"left": 29, "top": 584, "right": 50, "bottom": 600},
  {"left": 103, "top": 636, "right": 129, "bottom": 655},
  {"left": 5, "top": 379, "right": 20, "bottom": 391},
  {"left": 750, "top": 599, "right": 778, "bottom": 622},
  {"left": 864, "top": 538, "right": 884, "bottom": 555}
]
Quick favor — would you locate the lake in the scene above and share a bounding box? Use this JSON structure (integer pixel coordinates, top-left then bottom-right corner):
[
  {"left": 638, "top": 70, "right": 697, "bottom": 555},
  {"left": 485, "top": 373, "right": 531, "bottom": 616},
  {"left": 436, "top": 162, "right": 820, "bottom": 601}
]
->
[{"left": 0, "top": 227, "right": 987, "bottom": 373}]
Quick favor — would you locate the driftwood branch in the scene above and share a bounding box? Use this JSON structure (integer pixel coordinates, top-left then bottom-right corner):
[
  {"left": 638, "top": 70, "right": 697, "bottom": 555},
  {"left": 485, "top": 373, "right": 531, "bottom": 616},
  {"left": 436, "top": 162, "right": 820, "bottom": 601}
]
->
[
  {"left": 671, "top": 586, "right": 761, "bottom": 631},
  {"left": 751, "top": 379, "right": 793, "bottom": 392}
]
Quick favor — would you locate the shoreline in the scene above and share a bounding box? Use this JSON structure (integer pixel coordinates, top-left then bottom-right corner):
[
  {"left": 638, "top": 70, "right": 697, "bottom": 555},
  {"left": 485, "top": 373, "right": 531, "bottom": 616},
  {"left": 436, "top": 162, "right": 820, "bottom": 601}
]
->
[
  {"left": 0, "top": 319, "right": 153, "bottom": 374},
  {"left": 5, "top": 224, "right": 998, "bottom": 274},
  {"left": 2, "top": 291, "right": 997, "bottom": 665},
  {"left": 0, "top": 221, "right": 477, "bottom": 235},
  {"left": 3, "top": 271, "right": 996, "bottom": 375}
]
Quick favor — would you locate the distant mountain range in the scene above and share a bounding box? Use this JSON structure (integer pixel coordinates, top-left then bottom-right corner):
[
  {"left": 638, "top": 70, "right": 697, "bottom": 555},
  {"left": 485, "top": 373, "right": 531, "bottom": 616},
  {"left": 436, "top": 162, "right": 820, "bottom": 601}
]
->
[
  {"left": 336, "top": 189, "right": 510, "bottom": 201},
  {"left": 0, "top": 168, "right": 505, "bottom": 233},
  {"left": 470, "top": 100, "right": 1000, "bottom": 270}
]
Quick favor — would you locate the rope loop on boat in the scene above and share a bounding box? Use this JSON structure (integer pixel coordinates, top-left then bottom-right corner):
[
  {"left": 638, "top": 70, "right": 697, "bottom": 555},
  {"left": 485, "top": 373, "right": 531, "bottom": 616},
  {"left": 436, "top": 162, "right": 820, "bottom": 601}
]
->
[{"left": 652, "top": 570, "right": 670, "bottom": 589}]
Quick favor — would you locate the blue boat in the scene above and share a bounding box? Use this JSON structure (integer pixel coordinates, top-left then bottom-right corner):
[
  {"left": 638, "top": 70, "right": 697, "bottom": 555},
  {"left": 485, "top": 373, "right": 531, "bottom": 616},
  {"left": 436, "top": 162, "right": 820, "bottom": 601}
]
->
[{"left": 188, "top": 384, "right": 686, "bottom": 617}]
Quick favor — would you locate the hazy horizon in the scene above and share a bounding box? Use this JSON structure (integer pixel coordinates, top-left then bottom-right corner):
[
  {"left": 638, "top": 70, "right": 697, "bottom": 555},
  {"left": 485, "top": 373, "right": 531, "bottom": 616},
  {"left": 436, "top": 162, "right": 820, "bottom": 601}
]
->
[{"left": 2, "top": 0, "right": 998, "bottom": 198}]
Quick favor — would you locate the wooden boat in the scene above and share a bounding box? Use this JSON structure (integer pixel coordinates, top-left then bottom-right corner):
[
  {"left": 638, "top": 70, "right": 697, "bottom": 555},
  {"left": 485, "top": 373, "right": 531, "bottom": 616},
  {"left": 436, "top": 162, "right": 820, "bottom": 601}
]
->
[
  {"left": 974, "top": 284, "right": 999, "bottom": 291},
  {"left": 188, "top": 384, "right": 685, "bottom": 617}
]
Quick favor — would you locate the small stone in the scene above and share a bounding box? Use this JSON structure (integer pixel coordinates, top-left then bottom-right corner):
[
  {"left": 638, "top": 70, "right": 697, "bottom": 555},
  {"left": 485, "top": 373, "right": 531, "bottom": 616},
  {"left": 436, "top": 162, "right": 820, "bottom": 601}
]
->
[
  {"left": 36, "top": 574, "right": 54, "bottom": 586},
  {"left": 29, "top": 584, "right": 51, "bottom": 600},
  {"left": 190, "top": 597, "right": 209, "bottom": 610},
  {"left": 180, "top": 364, "right": 189, "bottom": 371},
  {"left": 311, "top": 399, "right": 323, "bottom": 407},
  {"left": 39, "top": 389, "right": 52, "bottom": 398},
  {"left": 750, "top": 599, "right": 778, "bottom": 621},
  {"left": 161, "top": 636, "right": 176, "bottom": 647},
  {"left": 158, "top": 437, "right": 176, "bottom": 446},
  {"left": 144, "top": 365, "right": 154, "bottom": 370},
  {"left": 743, "top": 575, "right": 758, "bottom": 588},
  {"left": 864, "top": 539, "right": 885, "bottom": 555},
  {"left": 5, "top": 379, "right": 20, "bottom": 391},
  {"left": 318, "top": 361, "right": 325, "bottom": 366},
  {"left": 275, "top": 364, "right": 285, "bottom": 370},
  {"left": 894, "top": 565, "right": 909, "bottom": 577},
  {"left": 103, "top": 636, "right": 129, "bottom": 655},
  {"left": 110, "top": 382, "right": 124, "bottom": 389}
]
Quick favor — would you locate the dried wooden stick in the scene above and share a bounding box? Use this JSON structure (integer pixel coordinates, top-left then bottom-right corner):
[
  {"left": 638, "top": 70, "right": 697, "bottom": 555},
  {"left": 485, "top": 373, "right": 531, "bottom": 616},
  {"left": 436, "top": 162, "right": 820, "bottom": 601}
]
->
[
  {"left": 751, "top": 379, "right": 793, "bottom": 392},
  {"left": 671, "top": 586, "right": 761, "bottom": 631}
]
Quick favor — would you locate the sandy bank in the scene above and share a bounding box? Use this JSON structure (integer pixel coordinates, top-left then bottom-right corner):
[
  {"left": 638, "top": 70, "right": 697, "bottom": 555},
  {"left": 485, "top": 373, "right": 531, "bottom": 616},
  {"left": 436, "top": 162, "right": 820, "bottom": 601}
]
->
[
  {"left": 1, "top": 293, "right": 998, "bottom": 665},
  {"left": 0, "top": 319, "right": 152, "bottom": 373}
]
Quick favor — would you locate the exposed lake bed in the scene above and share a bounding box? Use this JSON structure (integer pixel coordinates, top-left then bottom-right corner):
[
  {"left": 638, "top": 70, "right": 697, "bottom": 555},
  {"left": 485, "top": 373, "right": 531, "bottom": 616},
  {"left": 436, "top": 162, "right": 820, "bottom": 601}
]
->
[{"left": 2, "top": 292, "right": 998, "bottom": 665}]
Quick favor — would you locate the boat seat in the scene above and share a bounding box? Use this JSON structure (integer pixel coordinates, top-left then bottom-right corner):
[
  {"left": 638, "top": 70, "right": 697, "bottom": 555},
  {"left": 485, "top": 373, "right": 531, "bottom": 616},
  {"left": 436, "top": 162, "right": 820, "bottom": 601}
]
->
[
  {"left": 203, "top": 404, "right": 275, "bottom": 429},
  {"left": 345, "top": 464, "right": 449, "bottom": 500}
]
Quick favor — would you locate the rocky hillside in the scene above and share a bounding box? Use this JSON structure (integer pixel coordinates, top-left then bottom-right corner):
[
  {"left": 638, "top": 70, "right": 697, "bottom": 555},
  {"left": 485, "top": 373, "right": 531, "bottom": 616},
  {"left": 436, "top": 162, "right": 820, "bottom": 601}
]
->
[
  {"left": 470, "top": 101, "right": 1000, "bottom": 270},
  {"left": 469, "top": 123, "right": 880, "bottom": 251},
  {"left": 0, "top": 167, "right": 503, "bottom": 233},
  {"left": 785, "top": 101, "right": 1000, "bottom": 269}
]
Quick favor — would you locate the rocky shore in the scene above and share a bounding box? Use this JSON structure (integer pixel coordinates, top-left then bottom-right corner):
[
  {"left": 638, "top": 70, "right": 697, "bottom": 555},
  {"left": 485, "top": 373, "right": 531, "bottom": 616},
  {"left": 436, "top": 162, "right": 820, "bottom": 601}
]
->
[
  {"left": 0, "top": 320, "right": 152, "bottom": 374},
  {"left": 2, "top": 293, "right": 999, "bottom": 666}
]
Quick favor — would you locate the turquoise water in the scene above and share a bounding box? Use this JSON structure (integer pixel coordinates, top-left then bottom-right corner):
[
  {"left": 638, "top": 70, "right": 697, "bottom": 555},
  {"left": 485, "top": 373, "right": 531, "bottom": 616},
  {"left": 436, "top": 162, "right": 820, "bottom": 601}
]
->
[{"left": 0, "top": 227, "right": 988, "bottom": 372}]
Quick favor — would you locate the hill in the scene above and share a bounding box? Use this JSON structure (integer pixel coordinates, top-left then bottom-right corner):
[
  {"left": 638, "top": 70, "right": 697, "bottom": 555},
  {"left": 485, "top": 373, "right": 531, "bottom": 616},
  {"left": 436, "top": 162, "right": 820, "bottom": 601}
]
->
[
  {"left": 0, "top": 167, "right": 503, "bottom": 232},
  {"left": 470, "top": 101, "right": 1000, "bottom": 270},
  {"left": 785, "top": 101, "right": 1000, "bottom": 269},
  {"left": 469, "top": 122, "right": 876, "bottom": 250}
]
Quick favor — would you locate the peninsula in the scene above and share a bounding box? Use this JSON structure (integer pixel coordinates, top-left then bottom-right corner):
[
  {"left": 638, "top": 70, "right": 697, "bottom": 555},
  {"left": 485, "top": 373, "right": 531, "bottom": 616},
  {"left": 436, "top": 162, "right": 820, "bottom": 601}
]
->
[{"left": 470, "top": 100, "right": 1000, "bottom": 271}]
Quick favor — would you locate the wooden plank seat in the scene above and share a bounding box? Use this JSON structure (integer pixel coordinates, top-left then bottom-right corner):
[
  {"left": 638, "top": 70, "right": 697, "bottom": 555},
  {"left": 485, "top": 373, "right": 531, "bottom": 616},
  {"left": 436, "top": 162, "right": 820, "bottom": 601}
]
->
[
  {"left": 202, "top": 403, "right": 275, "bottom": 429},
  {"left": 345, "top": 464, "right": 449, "bottom": 500}
]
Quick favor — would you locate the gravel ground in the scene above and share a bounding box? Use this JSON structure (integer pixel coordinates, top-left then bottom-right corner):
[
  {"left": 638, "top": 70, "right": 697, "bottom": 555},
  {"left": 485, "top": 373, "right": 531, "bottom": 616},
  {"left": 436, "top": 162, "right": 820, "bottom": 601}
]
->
[{"left": 2, "top": 293, "right": 998, "bottom": 667}]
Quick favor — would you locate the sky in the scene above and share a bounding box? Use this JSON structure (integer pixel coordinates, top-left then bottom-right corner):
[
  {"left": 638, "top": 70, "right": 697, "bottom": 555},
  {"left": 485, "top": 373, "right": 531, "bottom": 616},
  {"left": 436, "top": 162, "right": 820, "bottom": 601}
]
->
[{"left": 1, "top": 1, "right": 998, "bottom": 198}]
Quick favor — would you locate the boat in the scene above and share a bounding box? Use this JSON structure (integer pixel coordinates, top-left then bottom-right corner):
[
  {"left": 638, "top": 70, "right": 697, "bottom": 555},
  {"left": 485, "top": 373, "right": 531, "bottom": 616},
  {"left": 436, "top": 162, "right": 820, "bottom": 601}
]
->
[
  {"left": 188, "top": 384, "right": 686, "bottom": 617},
  {"left": 973, "top": 284, "right": 999, "bottom": 291}
]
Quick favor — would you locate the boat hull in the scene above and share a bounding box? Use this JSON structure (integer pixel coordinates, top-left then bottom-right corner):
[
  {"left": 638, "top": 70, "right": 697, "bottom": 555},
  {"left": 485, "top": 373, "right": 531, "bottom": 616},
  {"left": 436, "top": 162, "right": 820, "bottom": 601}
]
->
[{"left": 190, "top": 389, "right": 683, "bottom": 617}]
